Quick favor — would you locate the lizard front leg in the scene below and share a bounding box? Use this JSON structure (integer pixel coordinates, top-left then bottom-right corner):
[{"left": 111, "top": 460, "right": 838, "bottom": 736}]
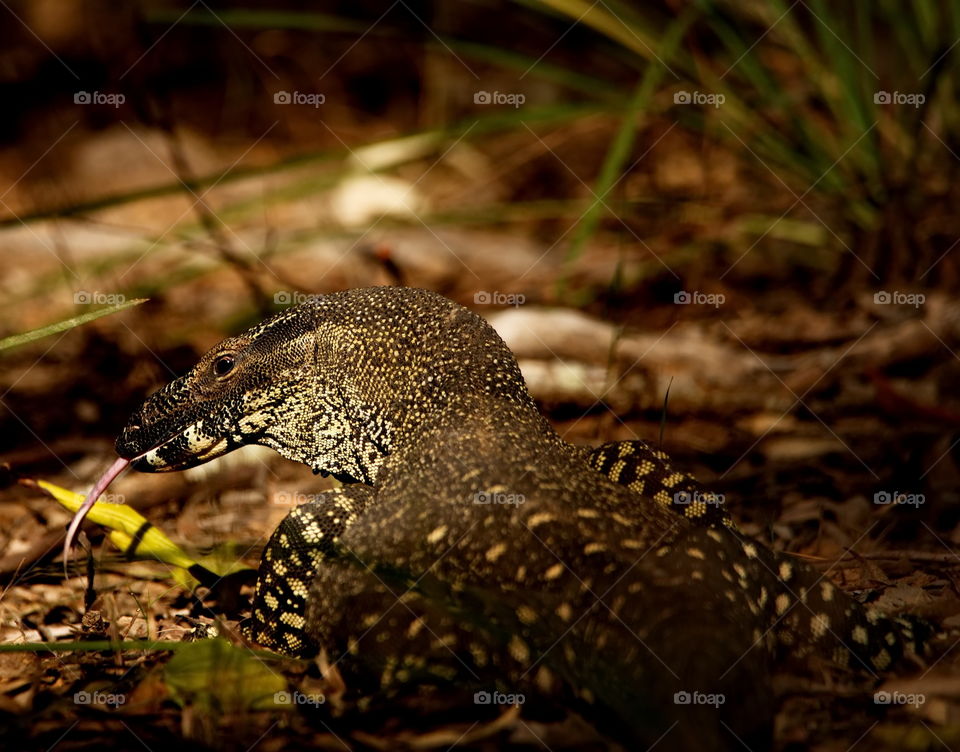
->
[{"left": 244, "top": 485, "right": 374, "bottom": 656}]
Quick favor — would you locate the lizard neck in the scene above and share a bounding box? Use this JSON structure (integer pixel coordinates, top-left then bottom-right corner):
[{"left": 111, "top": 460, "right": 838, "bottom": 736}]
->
[{"left": 259, "top": 288, "right": 540, "bottom": 485}]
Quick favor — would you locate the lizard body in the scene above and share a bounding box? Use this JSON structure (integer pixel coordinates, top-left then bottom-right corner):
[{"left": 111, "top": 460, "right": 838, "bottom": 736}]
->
[{"left": 77, "top": 287, "right": 925, "bottom": 749}]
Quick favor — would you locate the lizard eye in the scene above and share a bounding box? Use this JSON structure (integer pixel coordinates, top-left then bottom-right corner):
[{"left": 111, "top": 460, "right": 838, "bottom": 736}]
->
[{"left": 212, "top": 354, "right": 236, "bottom": 378}]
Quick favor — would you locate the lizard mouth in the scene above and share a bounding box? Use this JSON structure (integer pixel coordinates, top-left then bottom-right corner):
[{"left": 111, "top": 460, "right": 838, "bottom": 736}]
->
[
  {"left": 125, "top": 421, "right": 232, "bottom": 473},
  {"left": 64, "top": 420, "right": 236, "bottom": 571}
]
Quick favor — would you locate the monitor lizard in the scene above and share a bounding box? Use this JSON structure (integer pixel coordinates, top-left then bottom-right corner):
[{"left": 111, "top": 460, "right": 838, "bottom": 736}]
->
[{"left": 69, "top": 286, "right": 927, "bottom": 750}]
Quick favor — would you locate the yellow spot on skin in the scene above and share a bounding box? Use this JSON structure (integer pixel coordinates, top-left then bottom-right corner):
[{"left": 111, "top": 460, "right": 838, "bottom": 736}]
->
[
  {"left": 707, "top": 529, "right": 724, "bottom": 543},
  {"left": 820, "top": 582, "right": 834, "bottom": 602},
  {"left": 508, "top": 635, "right": 530, "bottom": 663},
  {"left": 873, "top": 649, "right": 891, "bottom": 670},
  {"left": 778, "top": 561, "right": 793, "bottom": 581},
  {"left": 733, "top": 563, "right": 747, "bottom": 578},
  {"left": 686, "top": 547, "right": 706, "bottom": 560},
  {"left": 662, "top": 473, "right": 684, "bottom": 488},
  {"left": 516, "top": 605, "right": 538, "bottom": 624},
  {"left": 469, "top": 643, "right": 488, "bottom": 667},
  {"left": 656, "top": 546, "right": 671, "bottom": 557},
  {"left": 485, "top": 543, "right": 508, "bottom": 562},
  {"left": 775, "top": 594, "right": 791, "bottom": 615},
  {"left": 280, "top": 612, "right": 306, "bottom": 628},
  {"left": 407, "top": 620, "right": 425, "bottom": 639},
  {"left": 556, "top": 603, "right": 573, "bottom": 621},
  {"left": 609, "top": 459, "right": 625, "bottom": 482},
  {"left": 576, "top": 508, "right": 600, "bottom": 519},
  {"left": 544, "top": 563, "right": 565, "bottom": 580},
  {"left": 691, "top": 570, "right": 704, "bottom": 580},
  {"left": 623, "top": 539, "right": 644, "bottom": 549},
  {"left": 810, "top": 613, "right": 830, "bottom": 638},
  {"left": 584, "top": 542, "right": 606, "bottom": 554},
  {"left": 741, "top": 543, "right": 758, "bottom": 558},
  {"left": 427, "top": 525, "right": 448, "bottom": 544},
  {"left": 535, "top": 666, "right": 555, "bottom": 693},
  {"left": 527, "top": 512, "right": 556, "bottom": 528},
  {"left": 852, "top": 626, "right": 869, "bottom": 645}
]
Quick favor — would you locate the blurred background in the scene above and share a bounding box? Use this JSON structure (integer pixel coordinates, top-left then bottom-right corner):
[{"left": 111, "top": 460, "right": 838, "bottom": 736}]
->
[{"left": 2, "top": 2, "right": 960, "bottom": 749}]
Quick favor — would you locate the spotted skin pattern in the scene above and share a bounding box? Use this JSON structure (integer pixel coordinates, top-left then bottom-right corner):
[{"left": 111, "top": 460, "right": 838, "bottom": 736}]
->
[
  {"left": 585, "top": 440, "right": 732, "bottom": 529},
  {"left": 113, "top": 287, "right": 928, "bottom": 750}
]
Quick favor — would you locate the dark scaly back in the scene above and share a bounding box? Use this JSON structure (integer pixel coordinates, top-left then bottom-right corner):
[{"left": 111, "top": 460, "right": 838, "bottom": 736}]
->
[{"left": 585, "top": 441, "right": 928, "bottom": 671}]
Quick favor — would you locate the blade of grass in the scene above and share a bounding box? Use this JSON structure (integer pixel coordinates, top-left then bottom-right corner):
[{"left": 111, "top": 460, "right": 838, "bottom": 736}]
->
[
  {"left": 562, "top": 10, "right": 695, "bottom": 275},
  {"left": 530, "top": 0, "right": 668, "bottom": 63},
  {"left": 0, "top": 298, "right": 146, "bottom": 352}
]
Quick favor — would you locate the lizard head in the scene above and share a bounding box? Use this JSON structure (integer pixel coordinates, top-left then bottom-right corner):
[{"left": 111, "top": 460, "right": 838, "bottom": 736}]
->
[
  {"left": 68, "top": 286, "right": 532, "bottom": 567},
  {"left": 114, "top": 300, "right": 318, "bottom": 474},
  {"left": 114, "top": 286, "right": 532, "bottom": 483}
]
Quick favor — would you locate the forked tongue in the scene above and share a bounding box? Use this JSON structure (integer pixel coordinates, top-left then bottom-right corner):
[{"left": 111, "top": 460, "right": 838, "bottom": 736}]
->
[{"left": 63, "top": 456, "right": 130, "bottom": 577}]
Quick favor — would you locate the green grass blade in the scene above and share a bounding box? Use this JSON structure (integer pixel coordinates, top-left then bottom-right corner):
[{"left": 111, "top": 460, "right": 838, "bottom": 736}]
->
[
  {"left": 564, "top": 11, "right": 694, "bottom": 267},
  {"left": 0, "top": 298, "right": 146, "bottom": 352}
]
